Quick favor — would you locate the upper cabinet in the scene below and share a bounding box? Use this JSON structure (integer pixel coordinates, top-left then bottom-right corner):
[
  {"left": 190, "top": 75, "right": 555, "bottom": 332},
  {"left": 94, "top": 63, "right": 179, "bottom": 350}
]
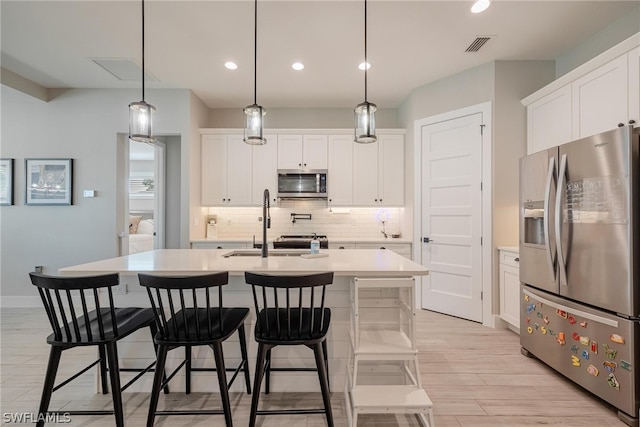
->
[
  {"left": 353, "top": 134, "right": 404, "bottom": 206},
  {"left": 523, "top": 34, "right": 639, "bottom": 154},
  {"left": 327, "top": 135, "right": 354, "bottom": 206},
  {"left": 277, "top": 134, "right": 328, "bottom": 170},
  {"left": 201, "top": 134, "right": 253, "bottom": 206},
  {"left": 252, "top": 134, "right": 278, "bottom": 205}
]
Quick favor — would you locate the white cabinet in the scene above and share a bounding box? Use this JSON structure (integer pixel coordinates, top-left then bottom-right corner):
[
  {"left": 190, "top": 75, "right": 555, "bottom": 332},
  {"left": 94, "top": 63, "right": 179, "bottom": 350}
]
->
[
  {"left": 251, "top": 134, "right": 278, "bottom": 205},
  {"left": 191, "top": 241, "right": 248, "bottom": 249},
  {"left": 499, "top": 248, "right": 520, "bottom": 330},
  {"left": 201, "top": 134, "right": 253, "bottom": 206},
  {"left": 355, "top": 242, "right": 411, "bottom": 259},
  {"left": 524, "top": 36, "right": 640, "bottom": 154},
  {"left": 328, "top": 135, "right": 353, "bottom": 206},
  {"left": 527, "top": 84, "right": 573, "bottom": 153},
  {"left": 353, "top": 134, "right": 404, "bottom": 206},
  {"left": 277, "top": 134, "right": 328, "bottom": 170},
  {"left": 572, "top": 53, "right": 629, "bottom": 139}
]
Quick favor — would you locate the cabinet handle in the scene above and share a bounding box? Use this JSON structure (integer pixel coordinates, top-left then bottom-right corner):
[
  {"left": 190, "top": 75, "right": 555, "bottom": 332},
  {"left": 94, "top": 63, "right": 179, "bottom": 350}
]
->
[
  {"left": 303, "top": 163, "right": 307, "bottom": 166},
  {"left": 618, "top": 123, "right": 625, "bottom": 127},
  {"left": 380, "top": 246, "right": 386, "bottom": 250},
  {"left": 379, "top": 199, "right": 382, "bottom": 203},
  {"left": 217, "top": 246, "right": 223, "bottom": 249},
  {"left": 222, "top": 198, "right": 226, "bottom": 202},
  {"left": 298, "top": 163, "right": 302, "bottom": 167},
  {"left": 339, "top": 246, "right": 345, "bottom": 249},
  {"left": 630, "top": 119, "right": 637, "bottom": 125},
  {"left": 374, "top": 199, "right": 378, "bottom": 202},
  {"left": 515, "top": 257, "right": 520, "bottom": 262}
]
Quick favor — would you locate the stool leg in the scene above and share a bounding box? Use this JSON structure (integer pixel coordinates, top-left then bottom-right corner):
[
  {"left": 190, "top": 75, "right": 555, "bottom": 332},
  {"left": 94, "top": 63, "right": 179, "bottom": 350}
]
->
[
  {"left": 322, "top": 339, "right": 330, "bottom": 392},
  {"left": 97, "top": 344, "right": 109, "bottom": 394},
  {"left": 249, "top": 343, "right": 269, "bottom": 427},
  {"left": 36, "top": 346, "right": 63, "bottom": 427},
  {"left": 148, "top": 322, "right": 169, "bottom": 394},
  {"left": 265, "top": 348, "right": 272, "bottom": 394},
  {"left": 237, "top": 324, "right": 252, "bottom": 394},
  {"left": 185, "top": 345, "right": 192, "bottom": 394},
  {"left": 146, "top": 345, "right": 168, "bottom": 427},
  {"left": 105, "top": 342, "right": 124, "bottom": 427},
  {"left": 211, "top": 342, "right": 233, "bottom": 427},
  {"left": 313, "top": 341, "right": 334, "bottom": 427}
]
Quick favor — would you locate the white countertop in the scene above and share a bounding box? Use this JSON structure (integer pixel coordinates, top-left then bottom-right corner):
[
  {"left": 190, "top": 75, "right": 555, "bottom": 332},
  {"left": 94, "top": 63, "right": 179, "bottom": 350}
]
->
[
  {"left": 190, "top": 237, "right": 413, "bottom": 244},
  {"left": 59, "top": 249, "right": 428, "bottom": 277}
]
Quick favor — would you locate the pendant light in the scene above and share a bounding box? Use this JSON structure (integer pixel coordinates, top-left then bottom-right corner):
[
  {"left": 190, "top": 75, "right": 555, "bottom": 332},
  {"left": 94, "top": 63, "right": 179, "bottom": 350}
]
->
[
  {"left": 354, "top": 0, "right": 377, "bottom": 144},
  {"left": 243, "top": 0, "right": 267, "bottom": 145},
  {"left": 129, "top": 0, "right": 156, "bottom": 144}
]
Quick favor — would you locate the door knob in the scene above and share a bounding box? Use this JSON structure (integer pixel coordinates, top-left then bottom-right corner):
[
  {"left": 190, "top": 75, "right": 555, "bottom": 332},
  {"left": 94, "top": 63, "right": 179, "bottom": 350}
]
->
[{"left": 423, "top": 237, "right": 433, "bottom": 243}]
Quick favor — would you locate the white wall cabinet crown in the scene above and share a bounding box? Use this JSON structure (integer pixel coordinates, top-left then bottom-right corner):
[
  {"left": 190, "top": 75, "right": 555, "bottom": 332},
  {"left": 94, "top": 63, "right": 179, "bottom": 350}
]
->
[
  {"left": 524, "top": 34, "right": 639, "bottom": 154},
  {"left": 353, "top": 134, "right": 404, "bottom": 206},
  {"left": 277, "top": 134, "right": 328, "bottom": 170},
  {"left": 201, "top": 134, "right": 253, "bottom": 206}
]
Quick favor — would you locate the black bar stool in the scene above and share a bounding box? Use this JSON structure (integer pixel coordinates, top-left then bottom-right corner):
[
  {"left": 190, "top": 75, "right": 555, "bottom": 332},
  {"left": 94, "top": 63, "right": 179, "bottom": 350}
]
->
[
  {"left": 29, "top": 272, "right": 163, "bottom": 427},
  {"left": 244, "top": 271, "right": 334, "bottom": 427},
  {"left": 138, "top": 272, "right": 251, "bottom": 427}
]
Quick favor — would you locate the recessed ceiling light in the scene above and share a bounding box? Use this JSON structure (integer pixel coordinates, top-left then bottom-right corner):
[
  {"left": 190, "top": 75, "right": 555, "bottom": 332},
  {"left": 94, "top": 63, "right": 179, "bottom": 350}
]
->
[
  {"left": 358, "top": 62, "right": 371, "bottom": 71},
  {"left": 225, "top": 61, "right": 238, "bottom": 70},
  {"left": 471, "top": 0, "right": 490, "bottom": 13},
  {"left": 292, "top": 62, "right": 304, "bottom": 71}
]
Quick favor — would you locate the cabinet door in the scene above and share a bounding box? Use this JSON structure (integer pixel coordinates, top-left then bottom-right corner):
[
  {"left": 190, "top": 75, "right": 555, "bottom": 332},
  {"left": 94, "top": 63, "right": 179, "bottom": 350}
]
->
[
  {"left": 302, "top": 135, "right": 328, "bottom": 169},
  {"left": 277, "top": 134, "right": 303, "bottom": 169},
  {"left": 629, "top": 47, "right": 639, "bottom": 128},
  {"left": 252, "top": 134, "right": 278, "bottom": 205},
  {"left": 572, "top": 54, "right": 628, "bottom": 139},
  {"left": 500, "top": 263, "right": 521, "bottom": 329},
  {"left": 201, "top": 134, "right": 227, "bottom": 205},
  {"left": 379, "top": 134, "right": 404, "bottom": 206},
  {"left": 225, "top": 134, "right": 253, "bottom": 205},
  {"left": 353, "top": 140, "right": 379, "bottom": 206},
  {"left": 328, "top": 135, "right": 353, "bottom": 206},
  {"left": 527, "top": 84, "right": 572, "bottom": 154}
]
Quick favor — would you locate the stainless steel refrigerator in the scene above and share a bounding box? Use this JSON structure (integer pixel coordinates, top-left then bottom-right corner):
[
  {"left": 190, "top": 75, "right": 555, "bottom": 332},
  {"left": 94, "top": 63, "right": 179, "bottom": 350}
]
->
[{"left": 519, "top": 125, "right": 640, "bottom": 426}]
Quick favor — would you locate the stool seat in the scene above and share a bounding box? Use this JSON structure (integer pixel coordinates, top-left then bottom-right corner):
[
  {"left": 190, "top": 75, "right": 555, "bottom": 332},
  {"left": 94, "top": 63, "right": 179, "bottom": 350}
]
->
[{"left": 156, "top": 307, "right": 250, "bottom": 344}]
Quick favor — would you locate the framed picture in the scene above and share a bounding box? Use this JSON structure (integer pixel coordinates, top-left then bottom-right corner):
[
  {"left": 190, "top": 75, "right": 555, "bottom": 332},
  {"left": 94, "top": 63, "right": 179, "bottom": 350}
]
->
[
  {"left": 0, "top": 158, "right": 14, "bottom": 206},
  {"left": 25, "top": 158, "right": 73, "bottom": 205}
]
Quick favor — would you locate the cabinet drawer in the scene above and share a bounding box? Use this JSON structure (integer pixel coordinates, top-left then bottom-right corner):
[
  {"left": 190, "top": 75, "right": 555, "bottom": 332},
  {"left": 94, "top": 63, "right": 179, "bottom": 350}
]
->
[
  {"left": 191, "top": 242, "right": 248, "bottom": 249},
  {"left": 329, "top": 243, "right": 356, "bottom": 250},
  {"left": 356, "top": 243, "right": 411, "bottom": 259},
  {"left": 500, "top": 250, "right": 520, "bottom": 268}
]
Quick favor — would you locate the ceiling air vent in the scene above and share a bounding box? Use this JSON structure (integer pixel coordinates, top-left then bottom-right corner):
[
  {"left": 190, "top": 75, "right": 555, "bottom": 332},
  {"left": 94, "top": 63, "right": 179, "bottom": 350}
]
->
[{"left": 465, "top": 37, "right": 491, "bottom": 52}]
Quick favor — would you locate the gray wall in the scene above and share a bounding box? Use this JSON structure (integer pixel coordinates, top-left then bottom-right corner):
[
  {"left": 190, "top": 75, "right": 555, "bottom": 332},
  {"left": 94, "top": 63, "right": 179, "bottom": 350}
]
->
[
  {"left": 209, "top": 107, "right": 400, "bottom": 129},
  {"left": 555, "top": 5, "right": 640, "bottom": 77},
  {"left": 0, "top": 87, "right": 194, "bottom": 301}
]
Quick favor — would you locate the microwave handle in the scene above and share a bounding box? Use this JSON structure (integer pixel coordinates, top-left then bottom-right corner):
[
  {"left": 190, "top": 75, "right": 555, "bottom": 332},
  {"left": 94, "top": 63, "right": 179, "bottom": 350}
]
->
[
  {"left": 555, "top": 154, "right": 568, "bottom": 287},
  {"left": 543, "top": 156, "right": 556, "bottom": 282}
]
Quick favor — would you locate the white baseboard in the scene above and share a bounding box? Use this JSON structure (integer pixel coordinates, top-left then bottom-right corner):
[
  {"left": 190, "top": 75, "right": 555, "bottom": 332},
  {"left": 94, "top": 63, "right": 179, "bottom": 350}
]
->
[{"left": 0, "top": 296, "right": 41, "bottom": 308}]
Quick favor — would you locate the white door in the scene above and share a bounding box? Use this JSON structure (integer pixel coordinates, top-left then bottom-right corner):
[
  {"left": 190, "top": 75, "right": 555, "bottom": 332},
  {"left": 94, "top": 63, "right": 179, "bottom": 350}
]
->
[{"left": 420, "top": 113, "right": 483, "bottom": 322}]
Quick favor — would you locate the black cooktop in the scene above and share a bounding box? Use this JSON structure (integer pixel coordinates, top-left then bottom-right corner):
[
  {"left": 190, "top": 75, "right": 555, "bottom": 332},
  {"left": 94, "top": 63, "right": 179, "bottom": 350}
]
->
[
  {"left": 278, "top": 234, "right": 328, "bottom": 240},
  {"left": 273, "top": 235, "right": 329, "bottom": 249}
]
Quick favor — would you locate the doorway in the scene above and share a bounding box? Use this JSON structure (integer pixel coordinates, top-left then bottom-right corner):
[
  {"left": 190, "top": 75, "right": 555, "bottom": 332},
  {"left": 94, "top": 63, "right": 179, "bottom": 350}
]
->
[{"left": 413, "top": 102, "right": 492, "bottom": 325}]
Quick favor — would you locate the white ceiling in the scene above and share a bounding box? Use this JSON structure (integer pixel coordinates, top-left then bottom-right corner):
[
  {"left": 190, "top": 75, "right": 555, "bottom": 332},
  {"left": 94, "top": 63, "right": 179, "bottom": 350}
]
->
[{"left": 1, "top": 1, "right": 637, "bottom": 109}]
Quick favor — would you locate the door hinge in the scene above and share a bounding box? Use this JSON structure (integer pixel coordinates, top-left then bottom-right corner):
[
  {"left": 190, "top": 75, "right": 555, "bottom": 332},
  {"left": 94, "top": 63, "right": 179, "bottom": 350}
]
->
[
  {"left": 480, "top": 237, "right": 483, "bottom": 245},
  {"left": 480, "top": 124, "right": 485, "bottom": 135},
  {"left": 481, "top": 291, "right": 483, "bottom": 300},
  {"left": 480, "top": 181, "right": 483, "bottom": 190}
]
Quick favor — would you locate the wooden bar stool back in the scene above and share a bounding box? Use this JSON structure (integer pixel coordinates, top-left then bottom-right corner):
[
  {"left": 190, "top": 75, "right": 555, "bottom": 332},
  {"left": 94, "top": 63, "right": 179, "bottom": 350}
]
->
[
  {"left": 244, "top": 271, "right": 334, "bottom": 427},
  {"left": 30, "top": 272, "right": 161, "bottom": 427},
  {"left": 138, "top": 272, "right": 251, "bottom": 427}
]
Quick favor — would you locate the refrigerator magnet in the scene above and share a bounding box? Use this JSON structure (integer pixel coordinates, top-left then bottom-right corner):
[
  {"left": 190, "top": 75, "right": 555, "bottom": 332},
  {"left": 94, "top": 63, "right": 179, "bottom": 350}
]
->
[
  {"left": 587, "top": 364, "right": 599, "bottom": 376},
  {"left": 607, "top": 373, "right": 620, "bottom": 390},
  {"left": 603, "top": 361, "right": 617, "bottom": 373},
  {"left": 620, "top": 360, "right": 632, "bottom": 372},
  {"left": 610, "top": 334, "right": 625, "bottom": 344}
]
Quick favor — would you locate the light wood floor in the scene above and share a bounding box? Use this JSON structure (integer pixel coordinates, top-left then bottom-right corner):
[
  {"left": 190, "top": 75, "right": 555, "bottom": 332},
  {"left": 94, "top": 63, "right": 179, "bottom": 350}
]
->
[{"left": 0, "top": 307, "right": 628, "bottom": 426}]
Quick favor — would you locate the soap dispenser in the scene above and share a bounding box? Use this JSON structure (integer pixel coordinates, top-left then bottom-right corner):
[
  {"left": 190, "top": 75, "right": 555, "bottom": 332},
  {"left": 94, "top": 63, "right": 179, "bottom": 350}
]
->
[{"left": 310, "top": 233, "right": 320, "bottom": 254}]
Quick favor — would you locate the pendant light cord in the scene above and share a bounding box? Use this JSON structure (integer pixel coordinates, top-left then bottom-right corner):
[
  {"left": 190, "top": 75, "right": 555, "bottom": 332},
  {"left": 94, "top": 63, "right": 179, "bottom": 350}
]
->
[
  {"left": 364, "top": 0, "right": 368, "bottom": 103},
  {"left": 141, "top": 0, "right": 146, "bottom": 102},
  {"left": 253, "top": 0, "right": 258, "bottom": 105}
]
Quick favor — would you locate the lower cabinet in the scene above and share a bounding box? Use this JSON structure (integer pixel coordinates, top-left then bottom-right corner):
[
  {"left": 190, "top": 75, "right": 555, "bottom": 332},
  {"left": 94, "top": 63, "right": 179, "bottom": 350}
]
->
[
  {"left": 191, "top": 242, "right": 247, "bottom": 249},
  {"left": 355, "top": 242, "right": 412, "bottom": 259},
  {"left": 499, "top": 248, "right": 520, "bottom": 330}
]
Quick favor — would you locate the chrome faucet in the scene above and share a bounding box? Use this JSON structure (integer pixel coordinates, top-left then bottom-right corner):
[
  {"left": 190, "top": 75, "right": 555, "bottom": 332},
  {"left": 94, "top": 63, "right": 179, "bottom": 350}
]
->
[{"left": 262, "top": 189, "right": 270, "bottom": 257}]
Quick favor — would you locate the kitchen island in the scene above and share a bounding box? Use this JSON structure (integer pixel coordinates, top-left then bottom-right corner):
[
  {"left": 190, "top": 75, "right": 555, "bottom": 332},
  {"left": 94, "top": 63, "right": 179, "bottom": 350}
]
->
[{"left": 58, "top": 249, "right": 429, "bottom": 400}]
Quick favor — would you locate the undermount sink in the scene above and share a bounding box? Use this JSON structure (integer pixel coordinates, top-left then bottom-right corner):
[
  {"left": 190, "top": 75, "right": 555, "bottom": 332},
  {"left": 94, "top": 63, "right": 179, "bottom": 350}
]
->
[{"left": 222, "top": 249, "right": 307, "bottom": 258}]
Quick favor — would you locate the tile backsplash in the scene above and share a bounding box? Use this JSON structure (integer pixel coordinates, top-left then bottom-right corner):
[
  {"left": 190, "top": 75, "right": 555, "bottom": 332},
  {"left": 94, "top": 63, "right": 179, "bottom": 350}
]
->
[{"left": 204, "top": 200, "right": 402, "bottom": 240}]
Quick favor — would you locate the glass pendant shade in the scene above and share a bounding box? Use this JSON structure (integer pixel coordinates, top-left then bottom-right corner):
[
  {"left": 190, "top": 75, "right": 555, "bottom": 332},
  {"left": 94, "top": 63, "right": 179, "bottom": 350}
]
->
[
  {"left": 129, "top": 100, "right": 156, "bottom": 143},
  {"left": 243, "top": 104, "right": 267, "bottom": 145},
  {"left": 354, "top": 101, "right": 377, "bottom": 144}
]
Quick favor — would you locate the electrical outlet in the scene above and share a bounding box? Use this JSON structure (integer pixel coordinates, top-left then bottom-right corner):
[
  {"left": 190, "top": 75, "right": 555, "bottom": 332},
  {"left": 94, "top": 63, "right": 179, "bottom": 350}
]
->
[
  {"left": 113, "top": 284, "right": 127, "bottom": 295},
  {"left": 258, "top": 216, "right": 263, "bottom": 222},
  {"left": 34, "top": 265, "right": 43, "bottom": 274}
]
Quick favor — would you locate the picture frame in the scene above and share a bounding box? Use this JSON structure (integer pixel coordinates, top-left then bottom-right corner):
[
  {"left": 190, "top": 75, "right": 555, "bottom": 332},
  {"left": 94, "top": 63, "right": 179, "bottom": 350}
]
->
[
  {"left": 0, "top": 158, "right": 14, "bottom": 206},
  {"left": 25, "top": 158, "right": 73, "bottom": 205}
]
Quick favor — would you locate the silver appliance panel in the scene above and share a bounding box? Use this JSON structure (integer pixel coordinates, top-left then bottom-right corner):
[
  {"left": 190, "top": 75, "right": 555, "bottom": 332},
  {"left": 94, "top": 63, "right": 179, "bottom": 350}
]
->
[
  {"left": 520, "top": 285, "right": 639, "bottom": 417},
  {"left": 556, "top": 126, "right": 637, "bottom": 316}
]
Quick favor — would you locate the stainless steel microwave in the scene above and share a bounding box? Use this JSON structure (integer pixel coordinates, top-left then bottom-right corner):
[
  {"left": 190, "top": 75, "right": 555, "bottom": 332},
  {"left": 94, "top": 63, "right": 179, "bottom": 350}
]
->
[{"left": 277, "top": 170, "right": 327, "bottom": 199}]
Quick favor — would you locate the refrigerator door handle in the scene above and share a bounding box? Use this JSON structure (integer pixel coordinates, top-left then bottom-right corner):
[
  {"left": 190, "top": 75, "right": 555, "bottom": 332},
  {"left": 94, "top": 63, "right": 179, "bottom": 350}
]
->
[
  {"left": 543, "top": 156, "right": 557, "bottom": 281},
  {"left": 555, "top": 154, "right": 568, "bottom": 287},
  {"left": 523, "top": 289, "right": 618, "bottom": 327}
]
